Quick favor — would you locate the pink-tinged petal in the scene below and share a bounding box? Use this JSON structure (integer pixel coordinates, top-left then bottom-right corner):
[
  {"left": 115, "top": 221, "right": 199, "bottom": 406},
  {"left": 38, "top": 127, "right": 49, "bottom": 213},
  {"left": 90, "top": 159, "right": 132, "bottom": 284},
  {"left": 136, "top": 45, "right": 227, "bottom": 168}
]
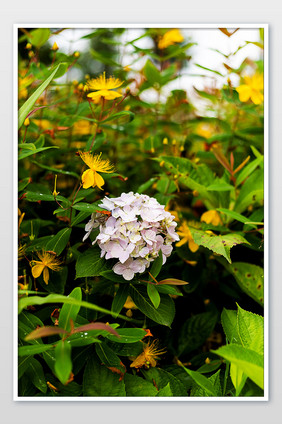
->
[{"left": 122, "top": 269, "right": 135, "bottom": 280}]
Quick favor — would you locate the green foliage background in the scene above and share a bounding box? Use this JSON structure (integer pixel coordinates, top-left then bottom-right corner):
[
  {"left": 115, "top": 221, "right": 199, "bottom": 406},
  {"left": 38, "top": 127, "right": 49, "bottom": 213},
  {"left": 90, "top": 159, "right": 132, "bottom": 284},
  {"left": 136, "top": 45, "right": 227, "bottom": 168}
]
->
[{"left": 17, "top": 27, "right": 264, "bottom": 398}]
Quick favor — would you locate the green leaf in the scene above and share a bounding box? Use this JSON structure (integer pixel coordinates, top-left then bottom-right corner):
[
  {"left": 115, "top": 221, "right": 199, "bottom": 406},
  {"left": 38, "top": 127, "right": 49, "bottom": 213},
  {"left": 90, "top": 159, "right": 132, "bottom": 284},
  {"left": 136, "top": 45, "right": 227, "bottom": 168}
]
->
[
  {"left": 156, "top": 383, "right": 173, "bottom": 396},
  {"left": 143, "top": 59, "right": 161, "bottom": 85},
  {"left": 183, "top": 367, "right": 218, "bottom": 396},
  {"left": 229, "top": 262, "right": 264, "bottom": 305},
  {"left": 177, "top": 311, "right": 218, "bottom": 356},
  {"left": 195, "top": 63, "right": 224, "bottom": 77},
  {"left": 25, "top": 357, "right": 47, "bottom": 393},
  {"left": 24, "top": 191, "right": 70, "bottom": 206},
  {"left": 212, "top": 344, "right": 264, "bottom": 389},
  {"left": 142, "top": 367, "right": 187, "bottom": 396},
  {"left": 236, "top": 156, "right": 263, "bottom": 187},
  {"left": 101, "top": 111, "right": 135, "bottom": 124},
  {"left": 18, "top": 146, "right": 59, "bottom": 160},
  {"left": 148, "top": 250, "right": 163, "bottom": 280},
  {"left": 54, "top": 340, "right": 72, "bottom": 385},
  {"left": 95, "top": 342, "right": 122, "bottom": 367},
  {"left": 75, "top": 247, "right": 108, "bottom": 278},
  {"left": 217, "top": 208, "right": 258, "bottom": 228},
  {"left": 189, "top": 227, "right": 249, "bottom": 263},
  {"left": 18, "top": 293, "right": 133, "bottom": 323},
  {"left": 237, "top": 305, "right": 264, "bottom": 354},
  {"left": 147, "top": 283, "right": 161, "bottom": 309},
  {"left": 230, "top": 362, "right": 247, "bottom": 396},
  {"left": 234, "top": 169, "right": 264, "bottom": 214},
  {"left": 124, "top": 374, "right": 158, "bottom": 396},
  {"left": 130, "top": 285, "right": 175, "bottom": 327},
  {"left": 45, "top": 227, "right": 72, "bottom": 255},
  {"left": 105, "top": 328, "right": 146, "bottom": 343},
  {"left": 207, "top": 182, "right": 234, "bottom": 191},
  {"left": 71, "top": 202, "right": 101, "bottom": 212},
  {"left": 190, "top": 369, "right": 222, "bottom": 397},
  {"left": 58, "top": 287, "right": 82, "bottom": 332},
  {"left": 83, "top": 354, "right": 126, "bottom": 396},
  {"left": 18, "top": 344, "right": 54, "bottom": 356},
  {"left": 221, "top": 308, "right": 240, "bottom": 344},
  {"left": 28, "top": 28, "right": 50, "bottom": 47},
  {"left": 18, "top": 63, "right": 67, "bottom": 128},
  {"left": 111, "top": 285, "right": 129, "bottom": 317}
]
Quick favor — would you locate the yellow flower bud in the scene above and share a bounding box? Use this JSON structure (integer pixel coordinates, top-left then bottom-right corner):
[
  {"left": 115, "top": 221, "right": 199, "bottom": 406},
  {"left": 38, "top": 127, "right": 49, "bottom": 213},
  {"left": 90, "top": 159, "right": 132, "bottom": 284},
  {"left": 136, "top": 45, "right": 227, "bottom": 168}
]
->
[
  {"left": 25, "top": 43, "right": 32, "bottom": 50},
  {"left": 85, "top": 74, "right": 90, "bottom": 80},
  {"left": 163, "top": 137, "right": 168, "bottom": 145},
  {"left": 24, "top": 118, "right": 30, "bottom": 126},
  {"left": 52, "top": 42, "right": 59, "bottom": 51},
  {"left": 28, "top": 51, "right": 35, "bottom": 58},
  {"left": 160, "top": 160, "right": 165, "bottom": 167},
  {"left": 77, "top": 83, "right": 84, "bottom": 91},
  {"left": 74, "top": 51, "right": 80, "bottom": 58},
  {"left": 172, "top": 139, "right": 177, "bottom": 145},
  {"left": 151, "top": 147, "right": 155, "bottom": 153}
]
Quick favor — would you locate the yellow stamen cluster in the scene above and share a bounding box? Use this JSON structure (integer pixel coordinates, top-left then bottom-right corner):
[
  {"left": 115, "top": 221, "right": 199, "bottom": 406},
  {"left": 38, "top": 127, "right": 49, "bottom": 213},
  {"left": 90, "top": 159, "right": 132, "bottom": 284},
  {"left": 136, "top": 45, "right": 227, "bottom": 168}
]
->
[
  {"left": 130, "top": 339, "right": 166, "bottom": 369},
  {"left": 79, "top": 151, "right": 115, "bottom": 190},
  {"left": 87, "top": 72, "right": 123, "bottom": 102},
  {"left": 31, "top": 251, "right": 62, "bottom": 285}
]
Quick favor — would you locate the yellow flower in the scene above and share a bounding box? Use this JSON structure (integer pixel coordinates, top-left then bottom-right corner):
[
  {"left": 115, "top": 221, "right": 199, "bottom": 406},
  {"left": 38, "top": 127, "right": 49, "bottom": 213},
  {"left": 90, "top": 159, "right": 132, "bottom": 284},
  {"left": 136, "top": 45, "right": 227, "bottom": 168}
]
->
[
  {"left": 236, "top": 73, "right": 264, "bottom": 105},
  {"left": 18, "top": 74, "right": 33, "bottom": 99},
  {"left": 73, "top": 120, "right": 91, "bottom": 135},
  {"left": 130, "top": 339, "right": 166, "bottom": 369},
  {"left": 31, "top": 251, "right": 62, "bottom": 285},
  {"left": 201, "top": 210, "right": 222, "bottom": 226},
  {"left": 176, "top": 221, "right": 199, "bottom": 252},
  {"left": 79, "top": 151, "right": 115, "bottom": 190},
  {"left": 158, "top": 29, "right": 184, "bottom": 49},
  {"left": 87, "top": 72, "right": 123, "bottom": 102}
]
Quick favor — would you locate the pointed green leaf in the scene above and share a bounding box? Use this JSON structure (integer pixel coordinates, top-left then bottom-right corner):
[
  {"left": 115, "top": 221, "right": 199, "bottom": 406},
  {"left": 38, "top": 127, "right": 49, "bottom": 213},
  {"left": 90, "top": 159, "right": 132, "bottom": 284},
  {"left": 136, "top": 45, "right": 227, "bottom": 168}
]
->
[
  {"left": 147, "top": 283, "right": 161, "bottom": 309},
  {"left": 229, "top": 262, "right": 264, "bottom": 305},
  {"left": 54, "top": 340, "right": 72, "bottom": 385},
  {"left": 58, "top": 287, "right": 82, "bottom": 332},
  {"left": 212, "top": 344, "right": 264, "bottom": 389},
  {"left": 45, "top": 227, "right": 72, "bottom": 255}
]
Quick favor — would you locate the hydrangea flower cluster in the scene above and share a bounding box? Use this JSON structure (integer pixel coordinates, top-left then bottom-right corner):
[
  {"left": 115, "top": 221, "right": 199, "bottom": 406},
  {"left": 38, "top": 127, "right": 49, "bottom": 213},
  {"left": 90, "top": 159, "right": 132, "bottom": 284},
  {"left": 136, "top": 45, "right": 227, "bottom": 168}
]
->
[{"left": 83, "top": 192, "right": 180, "bottom": 280}]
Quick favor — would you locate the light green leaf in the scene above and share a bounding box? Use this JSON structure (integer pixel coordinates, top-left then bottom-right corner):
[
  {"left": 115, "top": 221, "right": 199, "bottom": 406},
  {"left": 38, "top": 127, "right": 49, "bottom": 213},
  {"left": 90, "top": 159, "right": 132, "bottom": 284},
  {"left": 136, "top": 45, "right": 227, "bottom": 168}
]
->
[
  {"left": 212, "top": 344, "right": 264, "bottom": 389},
  {"left": 18, "top": 63, "right": 67, "bottom": 128},
  {"left": 237, "top": 305, "right": 264, "bottom": 354},
  {"left": 28, "top": 28, "right": 50, "bottom": 47},
  {"left": 189, "top": 227, "right": 249, "bottom": 263},
  {"left": 54, "top": 340, "right": 72, "bottom": 385}
]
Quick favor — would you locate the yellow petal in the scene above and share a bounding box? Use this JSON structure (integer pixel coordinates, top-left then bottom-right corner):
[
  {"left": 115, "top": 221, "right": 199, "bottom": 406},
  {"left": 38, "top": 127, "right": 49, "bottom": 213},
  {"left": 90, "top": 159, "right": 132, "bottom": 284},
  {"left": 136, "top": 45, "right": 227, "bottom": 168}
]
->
[
  {"left": 251, "top": 90, "right": 264, "bottom": 105},
  {"left": 93, "top": 171, "right": 105, "bottom": 190},
  {"left": 236, "top": 85, "right": 252, "bottom": 102},
  {"left": 188, "top": 240, "right": 199, "bottom": 253},
  {"left": 201, "top": 210, "right": 221, "bottom": 226},
  {"left": 175, "top": 237, "right": 188, "bottom": 247},
  {"left": 87, "top": 91, "right": 102, "bottom": 101},
  {"left": 32, "top": 264, "right": 44, "bottom": 279},
  {"left": 103, "top": 90, "right": 122, "bottom": 100},
  {"left": 43, "top": 267, "right": 50, "bottom": 285},
  {"left": 81, "top": 169, "right": 95, "bottom": 189}
]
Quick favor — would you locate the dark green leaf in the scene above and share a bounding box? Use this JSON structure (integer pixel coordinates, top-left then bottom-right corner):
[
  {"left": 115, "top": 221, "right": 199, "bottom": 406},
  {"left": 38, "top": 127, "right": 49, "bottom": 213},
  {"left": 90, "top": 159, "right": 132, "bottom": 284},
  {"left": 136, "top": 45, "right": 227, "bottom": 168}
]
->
[
  {"left": 45, "top": 227, "right": 72, "bottom": 255},
  {"left": 58, "top": 287, "right": 82, "bottom": 332}
]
